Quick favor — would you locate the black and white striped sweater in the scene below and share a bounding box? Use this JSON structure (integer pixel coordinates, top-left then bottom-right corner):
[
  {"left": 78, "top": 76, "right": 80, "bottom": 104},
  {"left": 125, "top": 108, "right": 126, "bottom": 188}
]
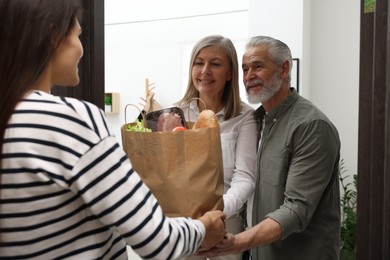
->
[{"left": 0, "top": 90, "right": 204, "bottom": 259}]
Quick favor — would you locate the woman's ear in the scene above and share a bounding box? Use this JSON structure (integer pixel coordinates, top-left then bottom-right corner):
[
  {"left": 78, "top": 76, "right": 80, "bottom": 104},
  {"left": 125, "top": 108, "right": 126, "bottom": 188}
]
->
[{"left": 226, "top": 69, "right": 232, "bottom": 81}]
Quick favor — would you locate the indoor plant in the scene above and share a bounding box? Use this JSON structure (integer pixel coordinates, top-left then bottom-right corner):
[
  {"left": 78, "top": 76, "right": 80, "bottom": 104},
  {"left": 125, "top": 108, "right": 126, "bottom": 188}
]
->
[
  {"left": 339, "top": 159, "right": 357, "bottom": 260},
  {"left": 104, "top": 94, "right": 112, "bottom": 112}
]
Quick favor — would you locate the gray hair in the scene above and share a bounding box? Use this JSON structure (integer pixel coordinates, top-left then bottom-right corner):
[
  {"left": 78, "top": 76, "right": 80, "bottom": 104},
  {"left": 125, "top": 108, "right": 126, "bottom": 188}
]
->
[{"left": 246, "top": 36, "right": 292, "bottom": 83}]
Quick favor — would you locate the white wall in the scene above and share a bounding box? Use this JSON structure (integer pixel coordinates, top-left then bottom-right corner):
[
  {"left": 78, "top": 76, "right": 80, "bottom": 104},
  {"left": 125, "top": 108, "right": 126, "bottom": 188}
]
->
[
  {"left": 309, "top": 0, "right": 360, "bottom": 175},
  {"left": 249, "top": 0, "right": 306, "bottom": 95},
  {"left": 248, "top": 0, "right": 359, "bottom": 174},
  {"left": 105, "top": 0, "right": 359, "bottom": 175},
  {"left": 105, "top": 0, "right": 249, "bottom": 140}
]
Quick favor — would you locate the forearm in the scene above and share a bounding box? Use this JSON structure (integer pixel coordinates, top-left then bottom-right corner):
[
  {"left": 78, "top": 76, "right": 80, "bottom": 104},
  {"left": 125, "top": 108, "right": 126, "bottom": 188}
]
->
[
  {"left": 196, "top": 217, "right": 282, "bottom": 258},
  {"left": 223, "top": 179, "right": 254, "bottom": 218},
  {"left": 223, "top": 127, "right": 257, "bottom": 217},
  {"left": 236, "top": 217, "right": 282, "bottom": 250}
]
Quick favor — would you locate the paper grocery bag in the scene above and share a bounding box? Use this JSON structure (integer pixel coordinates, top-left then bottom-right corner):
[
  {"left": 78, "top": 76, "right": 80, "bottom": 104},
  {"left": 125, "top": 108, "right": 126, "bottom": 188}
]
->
[{"left": 121, "top": 124, "right": 224, "bottom": 218}]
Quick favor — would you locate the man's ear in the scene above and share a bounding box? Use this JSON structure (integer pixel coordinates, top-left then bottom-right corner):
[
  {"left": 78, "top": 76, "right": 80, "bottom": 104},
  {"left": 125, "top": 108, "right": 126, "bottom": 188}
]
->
[{"left": 280, "top": 60, "right": 290, "bottom": 79}]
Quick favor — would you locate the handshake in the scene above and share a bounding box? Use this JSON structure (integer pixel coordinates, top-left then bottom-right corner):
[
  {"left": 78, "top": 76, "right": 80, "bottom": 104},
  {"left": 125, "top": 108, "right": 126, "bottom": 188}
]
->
[
  {"left": 197, "top": 210, "right": 231, "bottom": 253},
  {"left": 196, "top": 210, "right": 245, "bottom": 258}
]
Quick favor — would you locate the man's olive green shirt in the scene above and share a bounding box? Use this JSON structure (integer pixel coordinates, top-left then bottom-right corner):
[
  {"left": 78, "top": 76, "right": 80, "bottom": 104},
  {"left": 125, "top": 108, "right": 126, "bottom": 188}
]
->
[{"left": 251, "top": 89, "right": 341, "bottom": 260}]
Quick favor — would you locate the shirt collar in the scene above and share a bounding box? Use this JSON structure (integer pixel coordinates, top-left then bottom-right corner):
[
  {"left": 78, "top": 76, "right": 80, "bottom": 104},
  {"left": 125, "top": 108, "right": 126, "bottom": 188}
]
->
[
  {"left": 254, "top": 88, "right": 299, "bottom": 123},
  {"left": 189, "top": 99, "right": 225, "bottom": 117}
]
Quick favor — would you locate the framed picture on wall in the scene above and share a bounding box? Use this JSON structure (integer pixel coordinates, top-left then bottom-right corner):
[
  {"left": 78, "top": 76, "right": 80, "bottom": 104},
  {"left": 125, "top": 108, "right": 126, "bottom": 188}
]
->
[{"left": 291, "top": 58, "right": 299, "bottom": 92}]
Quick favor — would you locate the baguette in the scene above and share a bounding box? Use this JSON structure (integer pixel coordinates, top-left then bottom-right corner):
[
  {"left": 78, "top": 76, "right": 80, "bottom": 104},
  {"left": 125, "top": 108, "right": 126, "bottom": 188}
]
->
[{"left": 192, "top": 109, "right": 219, "bottom": 129}]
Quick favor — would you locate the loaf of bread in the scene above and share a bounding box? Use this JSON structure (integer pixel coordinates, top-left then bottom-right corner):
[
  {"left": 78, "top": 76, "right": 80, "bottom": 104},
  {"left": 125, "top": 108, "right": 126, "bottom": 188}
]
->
[{"left": 192, "top": 109, "right": 219, "bottom": 129}]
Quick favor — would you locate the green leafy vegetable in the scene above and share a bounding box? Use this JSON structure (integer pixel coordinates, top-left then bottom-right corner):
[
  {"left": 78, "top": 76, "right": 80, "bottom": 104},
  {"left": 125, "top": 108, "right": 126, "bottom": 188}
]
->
[{"left": 126, "top": 119, "right": 152, "bottom": 132}]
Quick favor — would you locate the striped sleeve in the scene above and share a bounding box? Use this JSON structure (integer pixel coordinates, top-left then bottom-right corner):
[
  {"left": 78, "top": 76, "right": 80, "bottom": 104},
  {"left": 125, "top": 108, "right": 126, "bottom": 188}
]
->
[
  {"left": 71, "top": 134, "right": 205, "bottom": 259},
  {"left": 0, "top": 91, "right": 205, "bottom": 259}
]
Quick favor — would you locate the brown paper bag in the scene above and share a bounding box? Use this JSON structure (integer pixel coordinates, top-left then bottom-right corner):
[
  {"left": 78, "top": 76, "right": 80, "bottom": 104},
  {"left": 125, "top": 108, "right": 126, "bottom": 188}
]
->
[{"left": 121, "top": 123, "right": 224, "bottom": 218}]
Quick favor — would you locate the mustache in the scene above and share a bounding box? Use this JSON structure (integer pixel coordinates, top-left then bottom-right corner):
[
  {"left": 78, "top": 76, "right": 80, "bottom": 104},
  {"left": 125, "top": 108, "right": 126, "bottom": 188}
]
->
[{"left": 245, "top": 79, "right": 264, "bottom": 89}]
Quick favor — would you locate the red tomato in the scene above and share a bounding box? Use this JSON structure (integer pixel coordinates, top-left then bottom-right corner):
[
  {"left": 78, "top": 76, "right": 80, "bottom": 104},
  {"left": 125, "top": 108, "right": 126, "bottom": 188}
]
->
[{"left": 172, "top": 126, "right": 187, "bottom": 131}]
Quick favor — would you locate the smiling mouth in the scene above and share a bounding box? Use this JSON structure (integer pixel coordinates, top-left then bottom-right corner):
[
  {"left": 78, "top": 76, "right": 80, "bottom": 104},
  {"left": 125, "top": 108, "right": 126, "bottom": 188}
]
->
[
  {"left": 246, "top": 85, "right": 263, "bottom": 95},
  {"left": 246, "top": 80, "right": 263, "bottom": 90},
  {"left": 199, "top": 79, "right": 214, "bottom": 84},
  {"left": 247, "top": 83, "right": 261, "bottom": 90}
]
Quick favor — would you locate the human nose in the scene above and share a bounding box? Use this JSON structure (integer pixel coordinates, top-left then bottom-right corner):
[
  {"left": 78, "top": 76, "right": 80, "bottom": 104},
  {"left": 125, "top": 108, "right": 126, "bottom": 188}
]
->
[
  {"left": 243, "top": 68, "right": 255, "bottom": 84},
  {"left": 201, "top": 64, "right": 211, "bottom": 75}
]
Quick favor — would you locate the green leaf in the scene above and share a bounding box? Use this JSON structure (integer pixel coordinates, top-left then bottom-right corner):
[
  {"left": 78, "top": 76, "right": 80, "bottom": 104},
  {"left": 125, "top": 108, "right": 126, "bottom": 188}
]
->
[
  {"left": 126, "top": 119, "right": 152, "bottom": 132},
  {"left": 339, "top": 159, "right": 357, "bottom": 258}
]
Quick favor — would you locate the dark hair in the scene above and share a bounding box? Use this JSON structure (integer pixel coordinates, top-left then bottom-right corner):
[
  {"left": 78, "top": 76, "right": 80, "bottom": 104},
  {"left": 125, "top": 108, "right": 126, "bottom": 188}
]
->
[{"left": 0, "top": 0, "right": 82, "bottom": 169}]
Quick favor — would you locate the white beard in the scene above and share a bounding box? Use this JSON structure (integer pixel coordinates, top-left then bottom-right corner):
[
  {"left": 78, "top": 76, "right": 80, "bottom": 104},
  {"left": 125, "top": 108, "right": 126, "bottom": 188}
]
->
[{"left": 246, "top": 73, "right": 283, "bottom": 104}]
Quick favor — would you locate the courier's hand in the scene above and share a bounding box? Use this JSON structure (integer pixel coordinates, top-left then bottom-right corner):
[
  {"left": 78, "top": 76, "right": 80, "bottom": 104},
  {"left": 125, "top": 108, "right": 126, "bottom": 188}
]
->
[{"left": 197, "top": 210, "right": 226, "bottom": 250}]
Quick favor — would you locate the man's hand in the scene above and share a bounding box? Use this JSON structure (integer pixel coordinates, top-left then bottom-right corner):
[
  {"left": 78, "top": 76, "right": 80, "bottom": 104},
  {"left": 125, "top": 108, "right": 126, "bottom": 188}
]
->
[
  {"left": 197, "top": 233, "right": 237, "bottom": 258},
  {"left": 198, "top": 217, "right": 283, "bottom": 257}
]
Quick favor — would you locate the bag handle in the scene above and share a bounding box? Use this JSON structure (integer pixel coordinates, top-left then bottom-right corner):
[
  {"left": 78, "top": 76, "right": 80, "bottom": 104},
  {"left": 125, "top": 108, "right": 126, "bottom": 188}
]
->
[
  {"left": 188, "top": 97, "right": 207, "bottom": 123},
  {"left": 124, "top": 104, "right": 147, "bottom": 126}
]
